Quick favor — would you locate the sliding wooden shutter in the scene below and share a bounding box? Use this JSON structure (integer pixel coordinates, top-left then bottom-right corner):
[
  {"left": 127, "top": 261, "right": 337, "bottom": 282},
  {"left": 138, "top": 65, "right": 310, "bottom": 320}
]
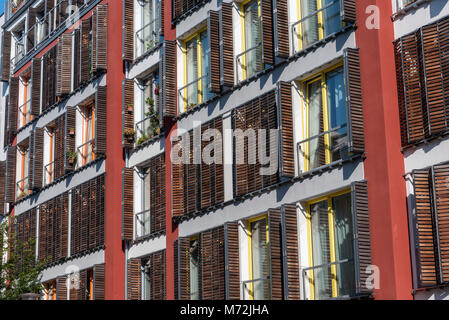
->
[
  {"left": 27, "top": 8, "right": 36, "bottom": 52},
  {"left": 31, "top": 58, "right": 41, "bottom": 116},
  {"left": 80, "top": 17, "right": 92, "bottom": 83},
  {"left": 224, "top": 221, "right": 240, "bottom": 300},
  {"left": 201, "top": 227, "right": 225, "bottom": 300},
  {"left": 351, "top": 180, "right": 373, "bottom": 295},
  {"left": 95, "top": 86, "right": 107, "bottom": 156},
  {"left": 93, "top": 263, "right": 106, "bottom": 300},
  {"left": 175, "top": 237, "right": 191, "bottom": 300},
  {"left": 277, "top": 81, "right": 294, "bottom": 178},
  {"left": 8, "top": 77, "right": 19, "bottom": 142},
  {"left": 344, "top": 48, "right": 365, "bottom": 154},
  {"left": 127, "top": 258, "right": 141, "bottom": 300},
  {"left": 95, "top": 4, "right": 108, "bottom": 72},
  {"left": 208, "top": 10, "right": 220, "bottom": 93},
  {"left": 1, "top": 31, "right": 11, "bottom": 81},
  {"left": 261, "top": 0, "right": 274, "bottom": 66},
  {"left": 123, "top": 0, "right": 134, "bottom": 61},
  {"left": 56, "top": 276, "right": 67, "bottom": 300},
  {"left": 65, "top": 106, "right": 76, "bottom": 172},
  {"left": 73, "top": 29, "right": 81, "bottom": 90},
  {"left": 0, "top": 161, "right": 5, "bottom": 214},
  {"left": 31, "top": 128, "right": 44, "bottom": 190},
  {"left": 220, "top": 2, "right": 234, "bottom": 88},
  {"left": 172, "top": 139, "right": 185, "bottom": 218},
  {"left": 5, "top": 146, "right": 17, "bottom": 204},
  {"left": 150, "top": 250, "right": 166, "bottom": 300},
  {"left": 123, "top": 78, "right": 134, "bottom": 149},
  {"left": 281, "top": 203, "right": 300, "bottom": 299},
  {"left": 268, "top": 208, "right": 283, "bottom": 300},
  {"left": 122, "top": 167, "right": 134, "bottom": 241},
  {"left": 57, "top": 33, "right": 73, "bottom": 97},
  {"left": 91, "top": 9, "right": 97, "bottom": 75},
  {"left": 341, "top": 0, "right": 357, "bottom": 23},
  {"left": 149, "top": 153, "right": 166, "bottom": 234},
  {"left": 3, "top": 96, "right": 8, "bottom": 148},
  {"left": 273, "top": 0, "right": 289, "bottom": 59},
  {"left": 163, "top": 40, "right": 177, "bottom": 118}
]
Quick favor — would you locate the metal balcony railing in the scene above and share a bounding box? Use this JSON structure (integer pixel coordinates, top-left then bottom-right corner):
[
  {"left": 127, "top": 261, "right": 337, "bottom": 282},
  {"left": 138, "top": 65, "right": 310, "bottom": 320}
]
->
[
  {"left": 291, "top": 0, "right": 341, "bottom": 54},
  {"left": 135, "top": 18, "right": 162, "bottom": 59},
  {"left": 236, "top": 42, "right": 262, "bottom": 83},
  {"left": 301, "top": 258, "right": 354, "bottom": 300},
  {"left": 135, "top": 209, "right": 151, "bottom": 239},
  {"left": 396, "top": 0, "right": 417, "bottom": 10},
  {"left": 18, "top": 98, "right": 32, "bottom": 129},
  {"left": 76, "top": 138, "right": 95, "bottom": 168},
  {"left": 43, "top": 157, "right": 58, "bottom": 187},
  {"left": 5, "top": 0, "right": 27, "bottom": 20},
  {"left": 16, "top": 176, "right": 29, "bottom": 199},
  {"left": 242, "top": 276, "right": 270, "bottom": 300},
  {"left": 178, "top": 74, "right": 208, "bottom": 113},
  {"left": 297, "top": 124, "right": 348, "bottom": 173},
  {"left": 135, "top": 116, "right": 155, "bottom": 141}
]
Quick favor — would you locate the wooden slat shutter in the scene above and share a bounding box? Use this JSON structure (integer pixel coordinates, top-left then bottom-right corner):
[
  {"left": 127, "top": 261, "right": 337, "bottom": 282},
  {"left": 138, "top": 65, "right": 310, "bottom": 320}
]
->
[
  {"left": 176, "top": 237, "right": 191, "bottom": 300},
  {"left": 438, "top": 19, "right": 449, "bottom": 134},
  {"left": 201, "top": 227, "right": 225, "bottom": 300},
  {"left": 28, "top": 133, "right": 35, "bottom": 191},
  {"left": 0, "top": 161, "right": 5, "bottom": 214},
  {"left": 73, "top": 29, "right": 81, "bottom": 90},
  {"left": 62, "top": 192, "right": 69, "bottom": 259},
  {"left": 224, "top": 221, "right": 240, "bottom": 300},
  {"left": 42, "top": 45, "right": 58, "bottom": 111},
  {"left": 122, "top": 167, "right": 134, "bottom": 241},
  {"left": 57, "top": 33, "right": 73, "bottom": 97},
  {"left": 3, "top": 95, "right": 9, "bottom": 147},
  {"left": 261, "top": 0, "right": 274, "bottom": 66},
  {"left": 341, "top": 0, "right": 357, "bottom": 23},
  {"left": 95, "top": 4, "right": 108, "bottom": 72},
  {"left": 208, "top": 10, "right": 220, "bottom": 93},
  {"left": 123, "top": 78, "right": 134, "bottom": 149},
  {"left": 172, "top": 139, "right": 185, "bottom": 218},
  {"left": 344, "top": 48, "right": 365, "bottom": 154},
  {"left": 56, "top": 276, "right": 67, "bottom": 300},
  {"left": 27, "top": 8, "right": 36, "bottom": 52},
  {"left": 277, "top": 81, "right": 294, "bottom": 178},
  {"left": 91, "top": 9, "right": 97, "bottom": 75},
  {"left": 220, "top": 2, "right": 234, "bottom": 88},
  {"left": 351, "top": 180, "right": 373, "bottom": 295},
  {"left": 65, "top": 106, "right": 76, "bottom": 172},
  {"left": 95, "top": 86, "right": 107, "bottom": 156},
  {"left": 5, "top": 146, "right": 17, "bottom": 204},
  {"left": 127, "top": 258, "right": 141, "bottom": 300},
  {"left": 93, "top": 263, "right": 106, "bottom": 300},
  {"left": 163, "top": 41, "right": 177, "bottom": 118},
  {"left": 149, "top": 153, "right": 166, "bottom": 234},
  {"left": 273, "top": 0, "right": 289, "bottom": 59},
  {"left": 150, "top": 250, "right": 166, "bottom": 300},
  {"left": 173, "top": 0, "right": 182, "bottom": 20},
  {"left": 80, "top": 17, "right": 92, "bottom": 83},
  {"left": 70, "top": 269, "right": 87, "bottom": 300},
  {"left": 31, "top": 128, "right": 44, "bottom": 190},
  {"left": 8, "top": 77, "right": 19, "bottom": 142},
  {"left": 394, "top": 39, "right": 409, "bottom": 146},
  {"left": 31, "top": 58, "right": 41, "bottom": 116},
  {"left": 1, "top": 31, "right": 11, "bottom": 82},
  {"left": 432, "top": 164, "right": 449, "bottom": 283},
  {"left": 281, "top": 203, "right": 300, "bottom": 300},
  {"left": 268, "top": 208, "right": 283, "bottom": 300},
  {"left": 123, "top": 0, "right": 134, "bottom": 61}
]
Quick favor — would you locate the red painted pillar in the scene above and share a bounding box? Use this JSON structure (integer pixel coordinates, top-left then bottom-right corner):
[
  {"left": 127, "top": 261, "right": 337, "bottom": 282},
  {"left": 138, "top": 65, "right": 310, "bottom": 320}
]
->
[
  {"left": 355, "top": 0, "right": 412, "bottom": 299},
  {"left": 104, "top": 0, "right": 125, "bottom": 299},
  {"left": 164, "top": 0, "right": 178, "bottom": 301}
]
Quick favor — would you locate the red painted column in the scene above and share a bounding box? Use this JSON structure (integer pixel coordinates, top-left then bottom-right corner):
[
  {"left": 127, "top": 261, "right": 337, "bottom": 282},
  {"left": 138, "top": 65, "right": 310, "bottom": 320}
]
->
[
  {"left": 355, "top": 0, "right": 412, "bottom": 299},
  {"left": 164, "top": 0, "right": 178, "bottom": 301},
  {"left": 104, "top": 0, "right": 125, "bottom": 299}
]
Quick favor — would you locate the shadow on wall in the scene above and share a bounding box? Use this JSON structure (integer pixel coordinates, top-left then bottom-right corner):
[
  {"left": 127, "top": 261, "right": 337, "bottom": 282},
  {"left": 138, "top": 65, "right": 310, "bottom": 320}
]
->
[{"left": 430, "top": 0, "right": 448, "bottom": 18}]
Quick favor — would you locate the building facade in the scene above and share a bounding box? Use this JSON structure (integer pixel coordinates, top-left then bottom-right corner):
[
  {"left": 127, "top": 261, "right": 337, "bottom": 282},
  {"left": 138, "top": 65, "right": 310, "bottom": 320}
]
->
[{"left": 0, "top": 0, "right": 447, "bottom": 300}]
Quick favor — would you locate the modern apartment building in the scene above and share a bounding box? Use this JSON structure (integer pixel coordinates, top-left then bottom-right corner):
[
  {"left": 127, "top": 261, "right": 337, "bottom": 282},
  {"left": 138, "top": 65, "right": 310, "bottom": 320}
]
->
[{"left": 0, "top": 0, "right": 447, "bottom": 301}]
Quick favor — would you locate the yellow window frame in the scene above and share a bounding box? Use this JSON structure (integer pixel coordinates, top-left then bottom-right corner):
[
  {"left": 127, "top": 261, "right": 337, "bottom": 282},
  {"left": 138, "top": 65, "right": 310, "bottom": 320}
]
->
[
  {"left": 182, "top": 27, "right": 207, "bottom": 112},
  {"left": 240, "top": 0, "right": 261, "bottom": 80},
  {"left": 300, "top": 62, "right": 343, "bottom": 172},
  {"left": 306, "top": 188, "right": 350, "bottom": 300},
  {"left": 247, "top": 214, "right": 270, "bottom": 300},
  {"left": 296, "top": 0, "right": 325, "bottom": 51}
]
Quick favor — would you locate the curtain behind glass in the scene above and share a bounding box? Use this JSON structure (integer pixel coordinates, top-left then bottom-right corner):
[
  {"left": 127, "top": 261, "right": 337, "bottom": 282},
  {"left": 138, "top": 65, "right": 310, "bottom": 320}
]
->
[
  {"left": 244, "top": 0, "right": 261, "bottom": 78},
  {"left": 307, "top": 79, "right": 323, "bottom": 170},
  {"left": 332, "top": 193, "right": 355, "bottom": 297},
  {"left": 251, "top": 219, "right": 270, "bottom": 300},
  {"left": 186, "top": 38, "right": 198, "bottom": 107},
  {"left": 200, "top": 31, "right": 210, "bottom": 102},
  {"left": 300, "top": 0, "right": 319, "bottom": 48},
  {"left": 190, "top": 239, "right": 200, "bottom": 300},
  {"left": 310, "top": 201, "right": 332, "bottom": 299}
]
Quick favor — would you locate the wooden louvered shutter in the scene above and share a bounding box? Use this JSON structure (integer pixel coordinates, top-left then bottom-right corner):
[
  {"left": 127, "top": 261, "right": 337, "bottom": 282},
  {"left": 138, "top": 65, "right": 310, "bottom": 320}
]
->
[
  {"left": 31, "top": 128, "right": 44, "bottom": 190},
  {"left": 201, "top": 227, "right": 225, "bottom": 300},
  {"left": 27, "top": 8, "right": 36, "bottom": 52},
  {"left": 273, "top": 0, "right": 289, "bottom": 59},
  {"left": 3, "top": 95, "right": 9, "bottom": 147},
  {"left": 31, "top": 58, "right": 41, "bottom": 116},
  {"left": 261, "top": 0, "right": 274, "bottom": 66},
  {"left": 62, "top": 192, "right": 69, "bottom": 259},
  {"left": 150, "top": 250, "right": 166, "bottom": 300},
  {"left": 177, "top": 237, "right": 191, "bottom": 300},
  {"left": 95, "top": 4, "right": 108, "bottom": 72},
  {"left": 123, "top": 0, "right": 134, "bottom": 61},
  {"left": 65, "top": 106, "right": 76, "bottom": 172},
  {"left": 173, "top": 0, "right": 182, "bottom": 20},
  {"left": 91, "top": 9, "right": 97, "bottom": 75},
  {"left": 351, "top": 180, "right": 373, "bottom": 295},
  {"left": 220, "top": 2, "right": 234, "bottom": 88},
  {"left": 56, "top": 276, "right": 67, "bottom": 300},
  {"left": 432, "top": 164, "right": 449, "bottom": 283},
  {"left": 8, "top": 77, "right": 19, "bottom": 142},
  {"left": 281, "top": 204, "right": 300, "bottom": 299},
  {"left": 54, "top": 115, "right": 66, "bottom": 180},
  {"left": 123, "top": 79, "right": 134, "bottom": 149},
  {"left": 0, "top": 161, "right": 5, "bottom": 214},
  {"left": 28, "top": 134, "right": 35, "bottom": 191},
  {"left": 93, "top": 263, "right": 106, "bottom": 300},
  {"left": 127, "top": 258, "right": 141, "bottom": 300},
  {"left": 208, "top": 10, "right": 220, "bottom": 93},
  {"left": 394, "top": 39, "right": 409, "bottom": 146},
  {"left": 1, "top": 31, "right": 11, "bottom": 82},
  {"left": 343, "top": 48, "right": 365, "bottom": 154},
  {"left": 73, "top": 29, "right": 81, "bottom": 90},
  {"left": 277, "top": 81, "right": 294, "bottom": 178},
  {"left": 163, "top": 41, "right": 177, "bottom": 117},
  {"left": 172, "top": 139, "right": 185, "bottom": 218},
  {"left": 341, "top": 0, "right": 357, "bottom": 23},
  {"left": 268, "top": 208, "right": 283, "bottom": 300},
  {"left": 57, "top": 33, "right": 73, "bottom": 97},
  {"left": 80, "top": 17, "right": 92, "bottom": 83},
  {"left": 150, "top": 154, "right": 166, "bottom": 234},
  {"left": 95, "top": 86, "right": 107, "bottom": 156},
  {"left": 6, "top": 146, "right": 17, "bottom": 204},
  {"left": 122, "top": 167, "right": 134, "bottom": 240},
  {"left": 224, "top": 221, "right": 240, "bottom": 300},
  {"left": 438, "top": 19, "right": 449, "bottom": 134}
]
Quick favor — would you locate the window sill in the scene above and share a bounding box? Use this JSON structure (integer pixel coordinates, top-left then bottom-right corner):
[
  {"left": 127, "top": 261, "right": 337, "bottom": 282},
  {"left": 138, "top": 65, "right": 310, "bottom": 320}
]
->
[
  {"left": 131, "top": 42, "right": 163, "bottom": 65},
  {"left": 130, "top": 131, "right": 165, "bottom": 154},
  {"left": 401, "top": 130, "right": 449, "bottom": 153},
  {"left": 391, "top": 0, "right": 432, "bottom": 21},
  {"left": 172, "top": 0, "right": 212, "bottom": 25},
  {"left": 132, "top": 230, "right": 165, "bottom": 246}
]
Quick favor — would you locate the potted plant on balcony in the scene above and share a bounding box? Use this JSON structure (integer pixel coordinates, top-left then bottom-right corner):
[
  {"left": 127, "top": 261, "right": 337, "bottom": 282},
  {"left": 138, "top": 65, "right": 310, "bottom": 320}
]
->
[
  {"left": 124, "top": 128, "right": 136, "bottom": 143},
  {"left": 154, "top": 84, "right": 160, "bottom": 96},
  {"left": 136, "top": 133, "right": 150, "bottom": 146},
  {"left": 17, "top": 191, "right": 27, "bottom": 200},
  {"left": 68, "top": 127, "right": 75, "bottom": 137},
  {"left": 66, "top": 150, "right": 77, "bottom": 166},
  {"left": 127, "top": 103, "right": 134, "bottom": 113}
]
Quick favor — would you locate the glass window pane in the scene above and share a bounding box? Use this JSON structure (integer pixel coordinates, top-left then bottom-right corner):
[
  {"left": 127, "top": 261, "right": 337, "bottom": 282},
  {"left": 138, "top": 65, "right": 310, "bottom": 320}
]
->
[
  {"left": 300, "top": 0, "right": 319, "bottom": 47},
  {"left": 250, "top": 218, "right": 270, "bottom": 300},
  {"left": 200, "top": 31, "right": 210, "bottom": 102},
  {"left": 186, "top": 38, "right": 198, "bottom": 107},
  {"left": 144, "top": 260, "right": 151, "bottom": 300},
  {"left": 322, "top": 0, "right": 341, "bottom": 37},
  {"left": 190, "top": 238, "right": 200, "bottom": 300},
  {"left": 244, "top": 0, "right": 261, "bottom": 78},
  {"left": 307, "top": 79, "right": 323, "bottom": 170}
]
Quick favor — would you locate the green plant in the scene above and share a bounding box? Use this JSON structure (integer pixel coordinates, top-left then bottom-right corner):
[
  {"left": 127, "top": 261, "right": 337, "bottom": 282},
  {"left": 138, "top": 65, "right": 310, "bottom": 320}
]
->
[
  {"left": 185, "top": 103, "right": 196, "bottom": 111},
  {"left": 17, "top": 191, "right": 27, "bottom": 199},
  {"left": 66, "top": 150, "right": 77, "bottom": 161},
  {"left": 144, "top": 105, "right": 161, "bottom": 137},
  {"left": 145, "top": 97, "right": 154, "bottom": 107},
  {"left": 124, "top": 128, "right": 136, "bottom": 137},
  {"left": 136, "top": 134, "right": 150, "bottom": 146}
]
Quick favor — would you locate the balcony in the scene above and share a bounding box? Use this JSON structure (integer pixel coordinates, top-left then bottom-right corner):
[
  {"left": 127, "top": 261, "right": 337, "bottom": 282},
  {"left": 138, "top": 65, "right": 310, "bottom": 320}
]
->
[
  {"left": 16, "top": 176, "right": 29, "bottom": 200},
  {"left": 10, "top": 36, "right": 25, "bottom": 73},
  {"left": 43, "top": 158, "right": 57, "bottom": 187},
  {"left": 76, "top": 138, "right": 95, "bottom": 168},
  {"left": 18, "top": 98, "right": 31, "bottom": 129},
  {"left": 4, "top": 0, "right": 28, "bottom": 20},
  {"left": 135, "top": 209, "right": 151, "bottom": 239},
  {"left": 242, "top": 276, "right": 270, "bottom": 300},
  {"left": 135, "top": 18, "right": 162, "bottom": 59},
  {"left": 178, "top": 74, "right": 209, "bottom": 113},
  {"left": 236, "top": 42, "right": 262, "bottom": 83}
]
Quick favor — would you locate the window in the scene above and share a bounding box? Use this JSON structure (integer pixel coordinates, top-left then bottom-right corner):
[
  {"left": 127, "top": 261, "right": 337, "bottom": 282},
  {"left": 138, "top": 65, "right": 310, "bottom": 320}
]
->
[
  {"left": 136, "top": 166, "right": 151, "bottom": 237},
  {"left": 136, "top": 75, "right": 161, "bottom": 144},
  {"left": 18, "top": 74, "right": 32, "bottom": 128},
  {"left": 44, "top": 280, "right": 57, "bottom": 300},
  {"left": 306, "top": 191, "right": 355, "bottom": 300},
  {"left": 245, "top": 215, "right": 270, "bottom": 300},
  {"left": 293, "top": 0, "right": 342, "bottom": 51},
  {"left": 299, "top": 65, "right": 348, "bottom": 172},
  {"left": 77, "top": 103, "right": 96, "bottom": 167},
  {"left": 397, "top": 0, "right": 416, "bottom": 9},
  {"left": 143, "top": 259, "right": 152, "bottom": 300},
  {"left": 238, "top": 0, "right": 262, "bottom": 81},
  {"left": 180, "top": 29, "right": 210, "bottom": 112},
  {"left": 135, "top": 0, "right": 162, "bottom": 58},
  {"left": 16, "top": 144, "right": 30, "bottom": 199},
  {"left": 85, "top": 269, "right": 94, "bottom": 300},
  {"left": 43, "top": 126, "right": 56, "bottom": 186},
  {"left": 189, "top": 236, "right": 201, "bottom": 300}
]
